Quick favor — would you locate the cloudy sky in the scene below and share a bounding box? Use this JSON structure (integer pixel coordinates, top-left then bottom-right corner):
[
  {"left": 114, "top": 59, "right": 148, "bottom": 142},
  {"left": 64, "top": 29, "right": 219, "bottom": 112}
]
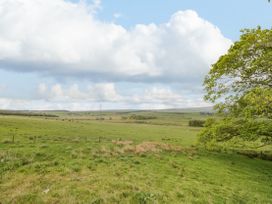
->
[{"left": 0, "top": 0, "right": 271, "bottom": 110}]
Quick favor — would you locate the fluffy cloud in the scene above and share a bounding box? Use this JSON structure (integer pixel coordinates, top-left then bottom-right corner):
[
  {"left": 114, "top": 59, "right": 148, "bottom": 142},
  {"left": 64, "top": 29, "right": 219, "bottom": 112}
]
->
[
  {"left": 32, "top": 82, "right": 210, "bottom": 110},
  {"left": 37, "top": 83, "right": 121, "bottom": 102},
  {"left": 0, "top": 81, "right": 211, "bottom": 110},
  {"left": 0, "top": 0, "right": 231, "bottom": 83},
  {"left": 0, "top": 98, "right": 99, "bottom": 110},
  {"left": 129, "top": 87, "right": 210, "bottom": 108},
  {"left": 0, "top": 0, "right": 231, "bottom": 110}
]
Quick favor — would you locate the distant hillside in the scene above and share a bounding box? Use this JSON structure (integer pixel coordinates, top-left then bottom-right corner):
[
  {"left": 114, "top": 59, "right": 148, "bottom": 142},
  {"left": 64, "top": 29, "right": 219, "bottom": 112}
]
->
[
  {"left": 0, "top": 107, "right": 214, "bottom": 116},
  {"left": 157, "top": 106, "right": 214, "bottom": 113},
  {"left": 0, "top": 110, "right": 58, "bottom": 117}
]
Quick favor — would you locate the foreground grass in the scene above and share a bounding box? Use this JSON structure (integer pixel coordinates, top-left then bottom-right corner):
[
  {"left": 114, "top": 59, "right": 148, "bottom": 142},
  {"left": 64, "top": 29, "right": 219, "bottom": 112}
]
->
[{"left": 0, "top": 114, "right": 272, "bottom": 203}]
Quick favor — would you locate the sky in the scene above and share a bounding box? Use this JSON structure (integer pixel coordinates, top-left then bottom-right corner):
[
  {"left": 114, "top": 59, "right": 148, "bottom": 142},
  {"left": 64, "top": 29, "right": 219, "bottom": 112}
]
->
[{"left": 0, "top": 0, "right": 271, "bottom": 110}]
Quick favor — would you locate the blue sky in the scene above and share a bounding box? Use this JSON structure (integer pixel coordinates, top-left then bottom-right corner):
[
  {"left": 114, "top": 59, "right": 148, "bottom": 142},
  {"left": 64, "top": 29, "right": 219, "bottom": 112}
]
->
[
  {"left": 0, "top": 0, "right": 271, "bottom": 110},
  {"left": 91, "top": 0, "right": 272, "bottom": 40}
]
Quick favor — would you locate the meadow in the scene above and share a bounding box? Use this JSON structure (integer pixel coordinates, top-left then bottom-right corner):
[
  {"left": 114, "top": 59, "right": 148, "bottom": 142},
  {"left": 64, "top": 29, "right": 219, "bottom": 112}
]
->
[{"left": 0, "top": 111, "right": 271, "bottom": 204}]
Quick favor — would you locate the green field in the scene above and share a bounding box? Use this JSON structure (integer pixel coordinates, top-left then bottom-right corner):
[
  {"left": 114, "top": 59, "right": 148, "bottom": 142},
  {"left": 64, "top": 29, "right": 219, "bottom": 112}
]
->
[{"left": 0, "top": 111, "right": 271, "bottom": 203}]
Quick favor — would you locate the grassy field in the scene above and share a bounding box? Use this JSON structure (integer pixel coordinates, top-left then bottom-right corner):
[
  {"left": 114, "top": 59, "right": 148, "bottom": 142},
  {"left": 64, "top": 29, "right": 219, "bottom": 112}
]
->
[{"left": 0, "top": 111, "right": 271, "bottom": 203}]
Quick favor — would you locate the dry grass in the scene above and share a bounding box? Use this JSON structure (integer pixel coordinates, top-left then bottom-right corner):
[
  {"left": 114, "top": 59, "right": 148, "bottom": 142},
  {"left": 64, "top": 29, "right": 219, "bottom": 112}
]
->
[
  {"left": 112, "top": 140, "right": 134, "bottom": 146},
  {"left": 112, "top": 141, "right": 185, "bottom": 154}
]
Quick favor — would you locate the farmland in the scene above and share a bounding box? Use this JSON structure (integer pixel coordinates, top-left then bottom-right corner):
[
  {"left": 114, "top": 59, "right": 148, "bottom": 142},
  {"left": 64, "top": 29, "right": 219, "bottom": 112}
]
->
[{"left": 0, "top": 111, "right": 272, "bottom": 203}]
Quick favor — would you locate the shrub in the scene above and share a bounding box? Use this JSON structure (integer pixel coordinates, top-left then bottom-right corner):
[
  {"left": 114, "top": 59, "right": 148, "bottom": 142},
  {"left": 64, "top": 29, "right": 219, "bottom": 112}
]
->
[
  {"left": 129, "top": 115, "right": 157, "bottom": 120},
  {"left": 188, "top": 120, "right": 205, "bottom": 127},
  {"left": 198, "top": 118, "right": 272, "bottom": 150}
]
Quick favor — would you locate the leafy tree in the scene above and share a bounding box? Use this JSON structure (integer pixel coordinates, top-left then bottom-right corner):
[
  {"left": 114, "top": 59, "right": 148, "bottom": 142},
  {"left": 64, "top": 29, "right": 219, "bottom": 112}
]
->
[
  {"left": 233, "top": 87, "right": 272, "bottom": 118},
  {"left": 199, "top": 28, "right": 272, "bottom": 150},
  {"left": 204, "top": 27, "right": 272, "bottom": 116}
]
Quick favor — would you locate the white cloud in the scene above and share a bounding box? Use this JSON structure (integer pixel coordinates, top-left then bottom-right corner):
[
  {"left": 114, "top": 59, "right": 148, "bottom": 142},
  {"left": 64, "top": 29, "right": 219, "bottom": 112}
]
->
[
  {"left": 0, "top": 98, "right": 25, "bottom": 110},
  {"left": 143, "top": 87, "right": 183, "bottom": 102},
  {"left": 0, "top": 0, "right": 232, "bottom": 83},
  {"left": 0, "top": 98, "right": 99, "bottom": 110},
  {"left": 30, "top": 82, "right": 210, "bottom": 110},
  {"left": 88, "top": 83, "right": 122, "bottom": 101},
  {"left": 0, "top": 0, "right": 230, "bottom": 110},
  {"left": 37, "top": 83, "right": 121, "bottom": 102},
  {"left": 129, "top": 87, "right": 210, "bottom": 108},
  {"left": 0, "top": 97, "right": 210, "bottom": 111}
]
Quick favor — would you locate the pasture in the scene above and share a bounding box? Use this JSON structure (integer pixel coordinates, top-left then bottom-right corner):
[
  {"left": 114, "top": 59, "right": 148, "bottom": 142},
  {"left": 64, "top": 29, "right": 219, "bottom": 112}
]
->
[{"left": 0, "top": 111, "right": 271, "bottom": 203}]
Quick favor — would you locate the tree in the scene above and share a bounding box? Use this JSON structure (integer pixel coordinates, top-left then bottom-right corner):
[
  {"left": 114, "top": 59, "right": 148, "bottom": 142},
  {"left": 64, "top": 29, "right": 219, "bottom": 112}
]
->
[
  {"left": 204, "top": 27, "right": 272, "bottom": 117},
  {"left": 199, "top": 28, "right": 272, "bottom": 149},
  {"left": 232, "top": 87, "right": 272, "bottom": 118}
]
